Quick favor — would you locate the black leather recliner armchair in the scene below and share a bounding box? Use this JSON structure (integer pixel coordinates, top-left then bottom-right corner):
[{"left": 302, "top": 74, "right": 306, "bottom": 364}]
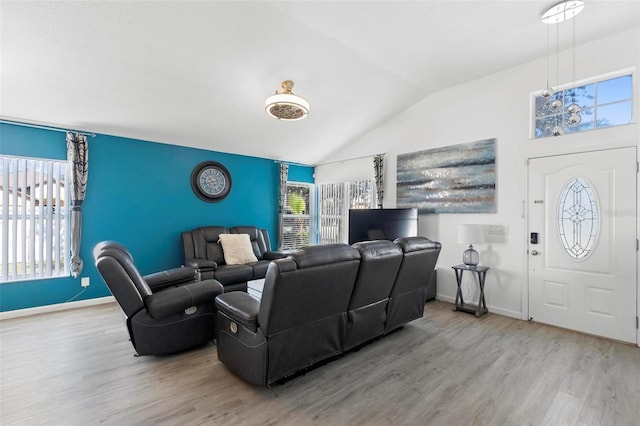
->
[{"left": 93, "top": 241, "right": 224, "bottom": 356}]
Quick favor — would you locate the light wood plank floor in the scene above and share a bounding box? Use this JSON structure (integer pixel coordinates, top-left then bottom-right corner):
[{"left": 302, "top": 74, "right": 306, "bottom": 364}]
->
[{"left": 1, "top": 300, "right": 639, "bottom": 426}]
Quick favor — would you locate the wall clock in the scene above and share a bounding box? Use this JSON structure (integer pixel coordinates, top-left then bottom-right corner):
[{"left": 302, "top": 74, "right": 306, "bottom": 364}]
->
[{"left": 190, "top": 161, "right": 232, "bottom": 202}]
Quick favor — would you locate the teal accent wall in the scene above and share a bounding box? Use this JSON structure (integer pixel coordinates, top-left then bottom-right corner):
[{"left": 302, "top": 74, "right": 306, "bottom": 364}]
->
[
  {"left": 288, "top": 164, "right": 314, "bottom": 183},
  {"left": 0, "top": 123, "right": 314, "bottom": 311}
]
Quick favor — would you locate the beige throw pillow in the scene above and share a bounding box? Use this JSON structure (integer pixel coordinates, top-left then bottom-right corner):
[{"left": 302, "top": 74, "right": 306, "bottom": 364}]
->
[{"left": 218, "top": 234, "right": 258, "bottom": 265}]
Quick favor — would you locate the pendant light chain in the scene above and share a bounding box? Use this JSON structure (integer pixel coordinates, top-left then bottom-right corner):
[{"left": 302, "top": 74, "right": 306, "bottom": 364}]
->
[
  {"left": 546, "top": 25, "right": 551, "bottom": 90},
  {"left": 556, "top": 23, "right": 560, "bottom": 95},
  {"left": 542, "top": 24, "right": 554, "bottom": 99},
  {"left": 566, "top": 15, "right": 582, "bottom": 125}
]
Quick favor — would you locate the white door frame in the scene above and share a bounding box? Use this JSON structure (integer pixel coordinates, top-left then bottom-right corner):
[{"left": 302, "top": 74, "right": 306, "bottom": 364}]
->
[{"left": 524, "top": 145, "right": 639, "bottom": 347}]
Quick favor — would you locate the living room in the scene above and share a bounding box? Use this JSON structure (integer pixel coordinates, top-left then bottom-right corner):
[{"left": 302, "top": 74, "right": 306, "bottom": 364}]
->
[{"left": 1, "top": 1, "right": 639, "bottom": 424}]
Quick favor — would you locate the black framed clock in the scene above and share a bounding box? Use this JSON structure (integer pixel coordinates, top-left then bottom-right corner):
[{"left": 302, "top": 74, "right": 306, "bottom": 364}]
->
[{"left": 190, "top": 161, "right": 232, "bottom": 202}]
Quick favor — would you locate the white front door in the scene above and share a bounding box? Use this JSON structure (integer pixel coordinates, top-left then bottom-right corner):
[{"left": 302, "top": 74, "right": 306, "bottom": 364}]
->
[{"left": 528, "top": 147, "right": 637, "bottom": 344}]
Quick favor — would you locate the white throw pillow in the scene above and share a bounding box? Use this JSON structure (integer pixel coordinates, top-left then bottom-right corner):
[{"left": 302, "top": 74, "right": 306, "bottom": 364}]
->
[{"left": 218, "top": 233, "right": 258, "bottom": 265}]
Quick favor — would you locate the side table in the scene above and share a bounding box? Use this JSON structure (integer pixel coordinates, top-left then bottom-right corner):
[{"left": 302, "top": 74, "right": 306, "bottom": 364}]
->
[{"left": 452, "top": 264, "right": 489, "bottom": 317}]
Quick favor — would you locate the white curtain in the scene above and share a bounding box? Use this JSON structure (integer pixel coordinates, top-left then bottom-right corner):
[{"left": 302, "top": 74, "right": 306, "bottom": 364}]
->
[{"left": 66, "top": 132, "right": 88, "bottom": 278}]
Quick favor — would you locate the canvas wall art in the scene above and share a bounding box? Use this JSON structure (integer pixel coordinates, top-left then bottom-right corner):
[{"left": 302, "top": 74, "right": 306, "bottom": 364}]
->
[{"left": 396, "top": 138, "right": 496, "bottom": 213}]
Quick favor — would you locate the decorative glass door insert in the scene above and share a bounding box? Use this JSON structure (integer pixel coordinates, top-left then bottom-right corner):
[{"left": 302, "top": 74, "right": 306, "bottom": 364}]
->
[{"left": 556, "top": 177, "right": 599, "bottom": 260}]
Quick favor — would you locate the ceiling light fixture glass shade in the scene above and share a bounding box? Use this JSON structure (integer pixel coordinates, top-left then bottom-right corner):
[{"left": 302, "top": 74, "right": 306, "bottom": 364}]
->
[
  {"left": 567, "top": 112, "right": 582, "bottom": 126},
  {"left": 552, "top": 124, "right": 564, "bottom": 136},
  {"left": 549, "top": 98, "right": 563, "bottom": 111},
  {"left": 541, "top": 0, "right": 584, "bottom": 24},
  {"left": 265, "top": 80, "right": 309, "bottom": 121},
  {"left": 567, "top": 100, "right": 582, "bottom": 126}
]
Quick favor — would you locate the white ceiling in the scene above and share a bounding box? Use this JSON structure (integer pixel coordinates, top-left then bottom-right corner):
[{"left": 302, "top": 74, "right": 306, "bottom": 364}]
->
[{"left": 1, "top": 1, "right": 638, "bottom": 165}]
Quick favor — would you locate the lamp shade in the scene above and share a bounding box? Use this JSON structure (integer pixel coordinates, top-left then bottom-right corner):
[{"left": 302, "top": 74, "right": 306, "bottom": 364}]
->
[{"left": 457, "top": 224, "right": 485, "bottom": 244}]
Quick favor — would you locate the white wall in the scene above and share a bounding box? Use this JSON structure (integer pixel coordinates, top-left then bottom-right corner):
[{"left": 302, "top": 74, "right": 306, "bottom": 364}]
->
[{"left": 315, "top": 27, "right": 640, "bottom": 320}]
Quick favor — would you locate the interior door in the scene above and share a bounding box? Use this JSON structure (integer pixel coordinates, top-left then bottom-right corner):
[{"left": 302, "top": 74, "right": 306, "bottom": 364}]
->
[{"left": 528, "top": 148, "right": 637, "bottom": 344}]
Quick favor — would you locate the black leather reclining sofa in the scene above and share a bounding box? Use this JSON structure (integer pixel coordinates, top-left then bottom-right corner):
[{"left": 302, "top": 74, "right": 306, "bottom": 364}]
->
[
  {"left": 181, "top": 226, "right": 287, "bottom": 293},
  {"left": 214, "top": 236, "right": 441, "bottom": 386}
]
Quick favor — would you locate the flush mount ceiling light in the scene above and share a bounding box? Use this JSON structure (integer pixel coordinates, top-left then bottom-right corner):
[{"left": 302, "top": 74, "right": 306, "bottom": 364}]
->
[
  {"left": 265, "top": 80, "right": 309, "bottom": 121},
  {"left": 541, "top": 0, "right": 584, "bottom": 24}
]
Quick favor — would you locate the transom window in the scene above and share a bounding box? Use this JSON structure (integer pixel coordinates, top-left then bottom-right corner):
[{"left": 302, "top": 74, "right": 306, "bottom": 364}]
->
[{"left": 533, "top": 73, "right": 633, "bottom": 138}]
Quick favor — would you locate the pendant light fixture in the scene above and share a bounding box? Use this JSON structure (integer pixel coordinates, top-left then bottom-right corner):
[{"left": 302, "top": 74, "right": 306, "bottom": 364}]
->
[
  {"left": 542, "top": 24, "right": 554, "bottom": 100},
  {"left": 549, "top": 22, "right": 564, "bottom": 136},
  {"left": 548, "top": 23, "right": 563, "bottom": 113},
  {"left": 540, "top": 0, "right": 584, "bottom": 136},
  {"left": 566, "top": 17, "right": 582, "bottom": 126},
  {"left": 265, "top": 80, "right": 310, "bottom": 121},
  {"left": 551, "top": 118, "right": 564, "bottom": 136}
]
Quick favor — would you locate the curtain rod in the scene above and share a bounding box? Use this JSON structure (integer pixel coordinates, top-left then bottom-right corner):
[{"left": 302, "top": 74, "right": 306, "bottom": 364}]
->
[
  {"left": 0, "top": 117, "right": 96, "bottom": 137},
  {"left": 316, "top": 153, "right": 384, "bottom": 167},
  {"left": 275, "top": 152, "right": 384, "bottom": 168},
  {"left": 273, "top": 159, "right": 313, "bottom": 167}
]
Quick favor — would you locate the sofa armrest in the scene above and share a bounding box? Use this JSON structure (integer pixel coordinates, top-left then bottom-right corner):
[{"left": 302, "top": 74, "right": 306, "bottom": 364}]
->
[
  {"left": 215, "top": 292, "right": 260, "bottom": 332},
  {"left": 184, "top": 258, "right": 217, "bottom": 270},
  {"left": 263, "top": 250, "right": 295, "bottom": 260},
  {"left": 144, "top": 266, "right": 198, "bottom": 291},
  {"left": 146, "top": 280, "right": 223, "bottom": 319}
]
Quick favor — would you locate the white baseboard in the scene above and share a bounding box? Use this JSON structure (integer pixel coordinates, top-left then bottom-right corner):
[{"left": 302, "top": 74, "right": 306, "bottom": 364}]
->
[
  {"left": 3, "top": 293, "right": 524, "bottom": 321},
  {"left": 436, "top": 294, "right": 522, "bottom": 320},
  {"left": 0, "top": 296, "right": 116, "bottom": 320}
]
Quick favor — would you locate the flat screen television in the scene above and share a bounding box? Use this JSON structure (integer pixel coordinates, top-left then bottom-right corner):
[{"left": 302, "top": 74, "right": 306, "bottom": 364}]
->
[{"left": 348, "top": 208, "right": 418, "bottom": 245}]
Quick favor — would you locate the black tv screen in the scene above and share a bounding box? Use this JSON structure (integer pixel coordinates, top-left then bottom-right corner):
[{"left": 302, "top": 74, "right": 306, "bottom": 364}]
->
[{"left": 348, "top": 208, "right": 418, "bottom": 245}]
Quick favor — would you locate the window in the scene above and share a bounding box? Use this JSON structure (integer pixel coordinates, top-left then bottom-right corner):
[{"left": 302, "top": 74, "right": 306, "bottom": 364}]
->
[
  {"left": 533, "top": 73, "right": 633, "bottom": 138},
  {"left": 317, "top": 179, "right": 376, "bottom": 244},
  {"left": 1, "top": 156, "right": 70, "bottom": 281},
  {"left": 280, "top": 182, "right": 314, "bottom": 250}
]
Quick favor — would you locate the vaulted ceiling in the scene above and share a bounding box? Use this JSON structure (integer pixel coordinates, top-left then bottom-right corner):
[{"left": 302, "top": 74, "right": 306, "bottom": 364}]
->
[{"left": 1, "top": 1, "right": 638, "bottom": 165}]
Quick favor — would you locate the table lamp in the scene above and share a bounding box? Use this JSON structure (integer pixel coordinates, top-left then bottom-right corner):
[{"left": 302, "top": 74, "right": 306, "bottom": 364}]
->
[{"left": 457, "top": 224, "right": 485, "bottom": 267}]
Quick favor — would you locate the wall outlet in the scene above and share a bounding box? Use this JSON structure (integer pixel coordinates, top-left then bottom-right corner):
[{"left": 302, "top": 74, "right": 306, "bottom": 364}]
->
[{"left": 81, "top": 277, "right": 90, "bottom": 288}]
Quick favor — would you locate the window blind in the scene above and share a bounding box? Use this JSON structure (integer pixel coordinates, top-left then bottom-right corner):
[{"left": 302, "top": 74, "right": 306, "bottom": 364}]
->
[
  {"left": 280, "top": 182, "right": 314, "bottom": 250},
  {"left": 1, "top": 156, "right": 69, "bottom": 281},
  {"left": 317, "top": 179, "right": 376, "bottom": 244}
]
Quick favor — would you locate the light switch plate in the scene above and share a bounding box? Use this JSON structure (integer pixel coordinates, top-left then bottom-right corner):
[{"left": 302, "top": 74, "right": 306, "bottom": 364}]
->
[{"left": 487, "top": 225, "right": 508, "bottom": 236}]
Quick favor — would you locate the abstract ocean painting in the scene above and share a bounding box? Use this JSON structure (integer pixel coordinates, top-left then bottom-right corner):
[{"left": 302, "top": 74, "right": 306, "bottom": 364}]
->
[{"left": 396, "top": 139, "right": 496, "bottom": 213}]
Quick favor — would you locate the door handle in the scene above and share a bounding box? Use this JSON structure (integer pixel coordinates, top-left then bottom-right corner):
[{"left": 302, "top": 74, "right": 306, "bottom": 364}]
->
[{"left": 530, "top": 250, "right": 539, "bottom": 256}]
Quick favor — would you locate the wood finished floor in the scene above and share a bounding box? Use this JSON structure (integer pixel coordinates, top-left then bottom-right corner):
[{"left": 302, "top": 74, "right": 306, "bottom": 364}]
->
[{"left": 1, "top": 300, "right": 639, "bottom": 426}]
